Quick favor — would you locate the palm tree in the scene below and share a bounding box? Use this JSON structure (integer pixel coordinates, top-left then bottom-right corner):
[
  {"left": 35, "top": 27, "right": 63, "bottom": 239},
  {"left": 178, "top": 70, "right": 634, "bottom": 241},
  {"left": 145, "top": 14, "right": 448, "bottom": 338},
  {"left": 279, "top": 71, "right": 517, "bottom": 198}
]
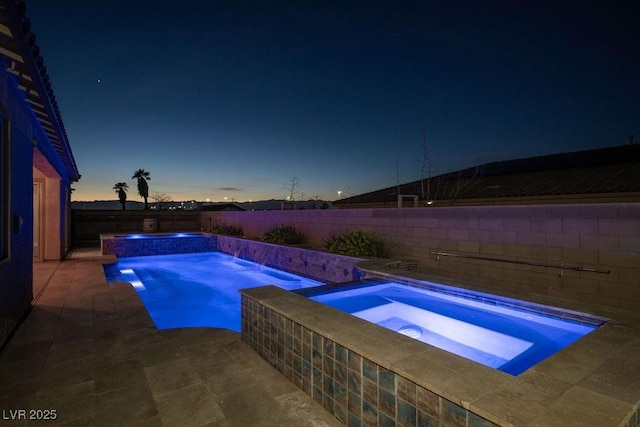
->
[
  {"left": 112, "top": 182, "right": 129, "bottom": 210},
  {"left": 132, "top": 169, "right": 151, "bottom": 209}
]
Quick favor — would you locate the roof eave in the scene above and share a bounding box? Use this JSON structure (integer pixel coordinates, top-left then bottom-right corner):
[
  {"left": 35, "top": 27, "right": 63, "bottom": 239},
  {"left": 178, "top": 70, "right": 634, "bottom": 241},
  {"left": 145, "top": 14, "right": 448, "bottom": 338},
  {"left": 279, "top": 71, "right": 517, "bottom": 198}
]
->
[{"left": 1, "top": 0, "right": 80, "bottom": 182}]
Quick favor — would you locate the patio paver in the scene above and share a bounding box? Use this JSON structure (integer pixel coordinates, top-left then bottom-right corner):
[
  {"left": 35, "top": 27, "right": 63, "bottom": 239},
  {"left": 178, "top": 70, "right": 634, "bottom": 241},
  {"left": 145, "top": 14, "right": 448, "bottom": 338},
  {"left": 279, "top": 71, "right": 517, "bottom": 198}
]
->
[{"left": 0, "top": 250, "right": 341, "bottom": 426}]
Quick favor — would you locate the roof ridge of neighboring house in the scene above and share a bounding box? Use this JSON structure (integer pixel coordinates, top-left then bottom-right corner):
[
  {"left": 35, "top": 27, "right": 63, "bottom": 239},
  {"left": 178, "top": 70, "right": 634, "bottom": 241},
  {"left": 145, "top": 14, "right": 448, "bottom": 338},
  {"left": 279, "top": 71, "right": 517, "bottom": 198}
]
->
[
  {"left": 334, "top": 143, "right": 640, "bottom": 204},
  {"left": 441, "top": 144, "right": 640, "bottom": 180}
]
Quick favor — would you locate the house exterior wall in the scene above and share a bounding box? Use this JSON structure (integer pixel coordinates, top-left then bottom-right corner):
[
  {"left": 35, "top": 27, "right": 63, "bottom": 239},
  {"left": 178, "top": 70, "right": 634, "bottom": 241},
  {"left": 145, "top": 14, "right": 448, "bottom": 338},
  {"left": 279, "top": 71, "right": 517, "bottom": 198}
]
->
[
  {"left": 0, "top": 64, "right": 35, "bottom": 347},
  {"left": 0, "top": 54, "right": 76, "bottom": 347},
  {"left": 200, "top": 203, "right": 640, "bottom": 311}
]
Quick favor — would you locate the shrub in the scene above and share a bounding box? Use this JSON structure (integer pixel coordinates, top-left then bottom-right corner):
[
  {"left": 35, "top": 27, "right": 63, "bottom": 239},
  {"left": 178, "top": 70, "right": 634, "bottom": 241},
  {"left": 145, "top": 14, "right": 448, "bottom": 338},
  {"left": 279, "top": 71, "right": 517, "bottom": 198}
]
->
[
  {"left": 262, "top": 225, "right": 308, "bottom": 245},
  {"left": 325, "top": 231, "right": 394, "bottom": 258},
  {"left": 209, "top": 224, "right": 243, "bottom": 236}
]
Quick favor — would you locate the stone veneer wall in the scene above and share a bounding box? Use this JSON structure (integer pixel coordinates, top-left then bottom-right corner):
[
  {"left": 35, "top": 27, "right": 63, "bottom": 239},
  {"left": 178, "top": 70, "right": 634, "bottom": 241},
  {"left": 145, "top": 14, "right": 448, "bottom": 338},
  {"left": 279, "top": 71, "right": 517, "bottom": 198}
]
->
[
  {"left": 215, "top": 235, "right": 363, "bottom": 283},
  {"left": 101, "top": 233, "right": 217, "bottom": 257},
  {"left": 201, "top": 203, "right": 640, "bottom": 311},
  {"left": 240, "top": 287, "right": 499, "bottom": 427}
]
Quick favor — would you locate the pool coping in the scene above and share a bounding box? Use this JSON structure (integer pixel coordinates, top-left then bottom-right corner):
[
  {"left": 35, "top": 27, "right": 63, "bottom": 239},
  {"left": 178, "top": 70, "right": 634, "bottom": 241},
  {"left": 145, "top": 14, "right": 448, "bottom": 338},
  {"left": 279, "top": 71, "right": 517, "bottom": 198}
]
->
[{"left": 240, "top": 259, "right": 640, "bottom": 426}]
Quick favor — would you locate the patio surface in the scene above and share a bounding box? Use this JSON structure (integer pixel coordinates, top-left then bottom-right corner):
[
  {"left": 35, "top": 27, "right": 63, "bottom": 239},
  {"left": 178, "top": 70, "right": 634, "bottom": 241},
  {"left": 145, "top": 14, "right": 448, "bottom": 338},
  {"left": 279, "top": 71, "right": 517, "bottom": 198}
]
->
[{"left": 0, "top": 248, "right": 342, "bottom": 426}]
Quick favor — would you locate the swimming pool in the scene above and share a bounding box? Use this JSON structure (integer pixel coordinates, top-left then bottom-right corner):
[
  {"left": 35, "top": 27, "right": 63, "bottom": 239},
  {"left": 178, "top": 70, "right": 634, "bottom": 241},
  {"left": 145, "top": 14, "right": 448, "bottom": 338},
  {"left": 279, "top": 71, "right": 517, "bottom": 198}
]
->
[
  {"left": 298, "top": 279, "right": 606, "bottom": 375},
  {"left": 104, "top": 252, "right": 324, "bottom": 331}
]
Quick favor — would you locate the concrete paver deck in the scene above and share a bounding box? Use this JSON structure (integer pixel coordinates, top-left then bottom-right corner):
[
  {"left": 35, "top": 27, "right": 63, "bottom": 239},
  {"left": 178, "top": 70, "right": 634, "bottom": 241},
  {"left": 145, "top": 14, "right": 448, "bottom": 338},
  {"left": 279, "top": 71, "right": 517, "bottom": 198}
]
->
[{"left": 0, "top": 250, "right": 341, "bottom": 426}]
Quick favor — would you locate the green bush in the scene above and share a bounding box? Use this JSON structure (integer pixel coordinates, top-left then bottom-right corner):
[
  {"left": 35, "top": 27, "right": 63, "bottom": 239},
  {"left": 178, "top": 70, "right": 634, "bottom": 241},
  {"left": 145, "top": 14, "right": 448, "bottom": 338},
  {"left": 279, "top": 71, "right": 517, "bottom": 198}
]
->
[
  {"left": 209, "top": 224, "right": 243, "bottom": 236},
  {"left": 325, "top": 231, "right": 394, "bottom": 258},
  {"left": 262, "top": 225, "right": 308, "bottom": 245}
]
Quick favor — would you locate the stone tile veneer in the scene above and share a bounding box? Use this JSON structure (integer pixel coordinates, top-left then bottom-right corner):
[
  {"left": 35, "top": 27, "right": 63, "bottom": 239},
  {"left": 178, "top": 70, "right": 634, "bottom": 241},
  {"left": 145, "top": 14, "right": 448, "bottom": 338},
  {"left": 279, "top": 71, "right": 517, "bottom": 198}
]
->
[
  {"left": 241, "top": 286, "right": 502, "bottom": 426},
  {"left": 215, "top": 235, "right": 363, "bottom": 283},
  {"left": 240, "top": 285, "right": 640, "bottom": 427},
  {"left": 101, "top": 233, "right": 217, "bottom": 257}
]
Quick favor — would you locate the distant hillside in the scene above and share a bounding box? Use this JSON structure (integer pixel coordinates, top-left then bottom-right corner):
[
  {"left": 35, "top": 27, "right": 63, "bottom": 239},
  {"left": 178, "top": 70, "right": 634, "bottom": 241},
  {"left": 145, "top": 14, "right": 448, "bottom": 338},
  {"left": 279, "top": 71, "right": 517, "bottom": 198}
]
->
[{"left": 72, "top": 200, "right": 145, "bottom": 210}]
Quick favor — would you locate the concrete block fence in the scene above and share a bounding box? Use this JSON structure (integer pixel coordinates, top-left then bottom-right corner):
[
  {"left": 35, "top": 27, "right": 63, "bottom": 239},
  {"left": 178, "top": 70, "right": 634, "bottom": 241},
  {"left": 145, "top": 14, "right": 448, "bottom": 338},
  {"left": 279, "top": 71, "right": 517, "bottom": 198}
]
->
[{"left": 199, "top": 203, "right": 640, "bottom": 311}]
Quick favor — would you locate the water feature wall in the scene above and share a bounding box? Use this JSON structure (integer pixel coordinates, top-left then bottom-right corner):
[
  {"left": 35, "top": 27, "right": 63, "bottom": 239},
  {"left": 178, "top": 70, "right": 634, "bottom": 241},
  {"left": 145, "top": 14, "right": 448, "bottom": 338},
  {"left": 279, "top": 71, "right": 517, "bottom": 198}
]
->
[
  {"left": 201, "top": 203, "right": 640, "bottom": 311},
  {"left": 215, "top": 235, "right": 363, "bottom": 284}
]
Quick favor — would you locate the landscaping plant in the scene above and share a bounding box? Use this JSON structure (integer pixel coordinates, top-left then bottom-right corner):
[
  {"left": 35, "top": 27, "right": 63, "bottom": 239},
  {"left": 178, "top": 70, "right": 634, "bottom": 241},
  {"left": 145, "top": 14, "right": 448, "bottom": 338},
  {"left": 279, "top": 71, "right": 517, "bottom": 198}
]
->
[
  {"left": 325, "top": 231, "right": 394, "bottom": 258},
  {"left": 209, "top": 224, "right": 244, "bottom": 236},
  {"left": 262, "top": 225, "right": 308, "bottom": 245}
]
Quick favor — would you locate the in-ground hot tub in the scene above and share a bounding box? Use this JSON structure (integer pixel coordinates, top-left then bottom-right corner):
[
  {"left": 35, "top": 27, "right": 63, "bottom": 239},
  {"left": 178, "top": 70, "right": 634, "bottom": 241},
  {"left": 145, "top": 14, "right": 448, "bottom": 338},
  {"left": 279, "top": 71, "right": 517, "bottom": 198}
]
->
[{"left": 296, "top": 279, "right": 607, "bottom": 375}]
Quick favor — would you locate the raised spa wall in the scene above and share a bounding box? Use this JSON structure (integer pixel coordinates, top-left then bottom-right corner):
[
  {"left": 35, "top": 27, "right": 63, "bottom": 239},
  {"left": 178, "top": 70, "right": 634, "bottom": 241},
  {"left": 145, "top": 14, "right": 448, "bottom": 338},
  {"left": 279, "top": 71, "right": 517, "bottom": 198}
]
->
[
  {"left": 240, "top": 283, "right": 640, "bottom": 427},
  {"left": 240, "top": 285, "right": 503, "bottom": 426}
]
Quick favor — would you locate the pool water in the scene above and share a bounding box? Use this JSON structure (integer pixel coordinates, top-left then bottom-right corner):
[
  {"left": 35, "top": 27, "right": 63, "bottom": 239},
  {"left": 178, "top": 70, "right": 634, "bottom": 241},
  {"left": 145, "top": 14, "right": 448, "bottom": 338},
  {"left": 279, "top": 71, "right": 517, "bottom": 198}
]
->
[
  {"left": 104, "top": 252, "right": 324, "bottom": 331},
  {"left": 304, "top": 281, "right": 606, "bottom": 375}
]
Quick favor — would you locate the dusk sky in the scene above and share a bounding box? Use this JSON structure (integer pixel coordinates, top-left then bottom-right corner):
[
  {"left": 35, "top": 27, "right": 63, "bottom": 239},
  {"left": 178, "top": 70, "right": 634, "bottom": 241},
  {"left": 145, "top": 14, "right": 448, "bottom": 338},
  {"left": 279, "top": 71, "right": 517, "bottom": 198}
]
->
[{"left": 26, "top": 1, "right": 639, "bottom": 203}]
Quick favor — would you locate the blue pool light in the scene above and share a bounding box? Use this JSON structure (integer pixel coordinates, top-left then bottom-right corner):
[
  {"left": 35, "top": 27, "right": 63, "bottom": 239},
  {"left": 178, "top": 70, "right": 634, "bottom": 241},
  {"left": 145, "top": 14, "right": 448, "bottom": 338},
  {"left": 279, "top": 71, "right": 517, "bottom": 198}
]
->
[{"left": 398, "top": 325, "right": 422, "bottom": 339}]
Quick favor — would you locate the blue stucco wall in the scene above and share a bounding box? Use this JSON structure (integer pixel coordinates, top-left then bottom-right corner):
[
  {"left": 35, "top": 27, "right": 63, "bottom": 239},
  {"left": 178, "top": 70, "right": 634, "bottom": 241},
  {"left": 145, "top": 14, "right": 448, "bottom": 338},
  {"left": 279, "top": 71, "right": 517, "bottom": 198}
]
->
[{"left": 0, "top": 62, "right": 36, "bottom": 347}]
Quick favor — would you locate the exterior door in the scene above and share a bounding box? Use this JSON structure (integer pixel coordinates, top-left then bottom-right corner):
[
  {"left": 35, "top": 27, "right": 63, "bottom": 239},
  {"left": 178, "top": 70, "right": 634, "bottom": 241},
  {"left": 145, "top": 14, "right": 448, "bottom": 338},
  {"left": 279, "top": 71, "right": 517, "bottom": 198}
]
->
[{"left": 33, "top": 182, "right": 41, "bottom": 259}]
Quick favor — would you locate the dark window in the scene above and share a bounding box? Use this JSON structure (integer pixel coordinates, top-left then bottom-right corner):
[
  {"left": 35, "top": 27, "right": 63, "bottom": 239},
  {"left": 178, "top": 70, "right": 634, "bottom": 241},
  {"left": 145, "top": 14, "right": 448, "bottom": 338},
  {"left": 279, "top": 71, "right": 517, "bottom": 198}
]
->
[{"left": 0, "top": 117, "right": 9, "bottom": 262}]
